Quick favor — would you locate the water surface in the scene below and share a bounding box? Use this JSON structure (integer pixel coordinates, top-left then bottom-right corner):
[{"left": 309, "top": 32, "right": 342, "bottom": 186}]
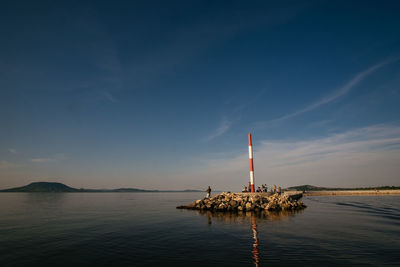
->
[{"left": 0, "top": 193, "right": 399, "bottom": 266}]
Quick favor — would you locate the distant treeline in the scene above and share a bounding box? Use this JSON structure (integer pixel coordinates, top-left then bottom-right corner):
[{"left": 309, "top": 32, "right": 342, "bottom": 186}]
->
[{"left": 287, "top": 185, "right": 400, "bottom": 191}]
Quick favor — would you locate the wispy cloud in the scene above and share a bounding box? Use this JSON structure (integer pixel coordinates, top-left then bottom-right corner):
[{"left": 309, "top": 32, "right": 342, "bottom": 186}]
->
[
  {"left": 126, "top": 4, "right": 306, "bottom": 88},
  {"left": 31, "top": 154, "right": 67, "bottom": 163},
  {"left": 256, "top": 124, "right": 400, "bottom": 167},
  {"left": 267, "top": 57, "right": 399, "bottom": 123},
  {"left": 8, "top": 148, "right": 17, "bottom": 154},
  {"left": 191, "top": 123, "right": 400, "bottom": 188},
  {"left": 103, "top": 91, "right": 118, "bottom": 103},
  {"left": 0, "top": 160, "right": 18, "bottom": 169},
  {"left": 204, "top": 117, "right": 232, "bottom": 142},
  {"left": 31, "top": 158, "right": 53, "bottom": 163}
]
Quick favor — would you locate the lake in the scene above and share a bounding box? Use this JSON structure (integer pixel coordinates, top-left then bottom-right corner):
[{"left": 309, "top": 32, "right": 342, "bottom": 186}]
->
[{"left": 0, "top": 192, "right": 399, "bottom": 266}]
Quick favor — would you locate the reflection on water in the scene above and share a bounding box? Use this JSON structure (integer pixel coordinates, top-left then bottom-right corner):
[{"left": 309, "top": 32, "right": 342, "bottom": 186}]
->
[
  {"left": 196, "top": 210, "right": 304, "bottom": 266},
  {"left": 252, "top": 216, "right": 259, "bottom": 267},
  {"left": 196, "top": 209, "right": 304, "bottom": 223},
  {"left": 24, "top": 192, "right": 67, "bottom": 202}
]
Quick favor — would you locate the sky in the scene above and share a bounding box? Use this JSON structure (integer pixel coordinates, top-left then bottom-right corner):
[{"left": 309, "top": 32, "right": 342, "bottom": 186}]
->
[{"left": 1, "top": 0, "right": 400, "bottom": 190}]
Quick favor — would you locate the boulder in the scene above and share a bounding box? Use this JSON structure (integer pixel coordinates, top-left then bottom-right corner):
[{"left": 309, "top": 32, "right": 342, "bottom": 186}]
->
[
  {"left": 229, "top": 200, "right": 238, "bottom": 208},
  {"left": 245, "top": 202, "right": 253, "bottom": 211}
]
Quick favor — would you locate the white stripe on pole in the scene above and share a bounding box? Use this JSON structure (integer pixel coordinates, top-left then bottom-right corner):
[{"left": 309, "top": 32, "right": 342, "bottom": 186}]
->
[{"left": 250, "top": 171, "right": 255, "bottom": 185}]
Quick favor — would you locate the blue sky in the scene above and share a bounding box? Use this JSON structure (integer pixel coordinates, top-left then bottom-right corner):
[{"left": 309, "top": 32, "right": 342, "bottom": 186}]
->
[{"left": 1, "top": 0, "right": 400, "bottom": 190}]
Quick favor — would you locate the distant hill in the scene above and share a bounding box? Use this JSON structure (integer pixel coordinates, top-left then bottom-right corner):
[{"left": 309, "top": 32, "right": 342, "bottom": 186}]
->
[
  {"left": 1, "top": 182, "right": 79, "bottom": 192},
  {"left": 0, "top": 182, "right": 202, "bottom": 193},
  {"left": 287, "top": 185, "right": 323, "bottom": 191},
  {"left": 286, "top": 184, "right": 400, "bottom": 191}
]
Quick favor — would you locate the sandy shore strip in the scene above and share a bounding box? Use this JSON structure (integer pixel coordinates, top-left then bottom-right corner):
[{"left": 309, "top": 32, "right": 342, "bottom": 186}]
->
[{"left": 285, "top": 190, "right": 400, "bottom": 196}]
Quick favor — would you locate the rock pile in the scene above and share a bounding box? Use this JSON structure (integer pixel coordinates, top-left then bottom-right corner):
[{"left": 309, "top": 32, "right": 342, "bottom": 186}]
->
[{"left": 177, "top": 192, "right": 306, "bottom": 212}]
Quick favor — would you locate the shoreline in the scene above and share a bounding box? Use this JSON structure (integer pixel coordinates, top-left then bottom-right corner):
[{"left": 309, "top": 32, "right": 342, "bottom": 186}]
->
[{"left": 285, "top": 190, "right": 400, "bottom": 196}]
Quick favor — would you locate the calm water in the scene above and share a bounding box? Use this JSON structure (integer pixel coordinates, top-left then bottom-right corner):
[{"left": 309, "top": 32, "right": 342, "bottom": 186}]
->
[{"left": 0, "top": 193, "right": 399, "bottom": 266}]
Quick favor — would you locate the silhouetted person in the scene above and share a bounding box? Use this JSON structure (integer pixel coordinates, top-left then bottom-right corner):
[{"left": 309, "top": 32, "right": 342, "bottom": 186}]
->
[
  {"left": 206, "top": 186, "right": 211, "bottom": 198},
  {"left": 243, "top": 186, "right": 248, "bottom": 192}
]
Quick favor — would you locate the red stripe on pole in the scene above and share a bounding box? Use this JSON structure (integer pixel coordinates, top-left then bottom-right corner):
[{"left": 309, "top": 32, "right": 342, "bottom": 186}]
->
[
  {"left": 251, "top": 184, "right": 255, "bottom": 192},
  {"left": 248, "top": 133, "right": 252, "bottom": 146},
  {"left": 249, "top": 158, "right": 254, "bottom": 171}
]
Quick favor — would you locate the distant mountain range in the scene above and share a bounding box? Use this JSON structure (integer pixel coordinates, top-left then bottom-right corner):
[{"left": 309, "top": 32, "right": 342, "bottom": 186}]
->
[
  {"left": 286, "top": 184, "right": 400, "bottom": 191},
  {"left": 0, "top": 182, "right": 202, "bottom": 193},
  {"left": 2, "top": 182, "right": 398, "bottom": 193}
]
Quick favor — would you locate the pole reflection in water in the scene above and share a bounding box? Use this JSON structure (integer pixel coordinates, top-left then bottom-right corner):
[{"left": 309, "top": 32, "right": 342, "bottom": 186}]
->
[
  {"left": 195, "top": 210, "right": 303, "bottom": 265},
  {"left": 206, "top": 211, "right": 212, "bottom": 225},
  {"left": 251, "top": 216, "right": 259, "bottom": 267}
]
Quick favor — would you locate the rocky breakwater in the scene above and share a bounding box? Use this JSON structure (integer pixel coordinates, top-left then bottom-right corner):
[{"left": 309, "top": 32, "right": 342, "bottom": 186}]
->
[{"left": 177, "top": 192, "right": 306, "bottom": 212}]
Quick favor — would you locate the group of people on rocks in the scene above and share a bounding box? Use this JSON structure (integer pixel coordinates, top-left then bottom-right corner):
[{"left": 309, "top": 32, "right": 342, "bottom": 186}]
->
[
  {"left": 242, "top": 183, "right": 282, "bottom": 194},
  {"left": 204, "top": 183, "right": 283, "bottom": 199}
]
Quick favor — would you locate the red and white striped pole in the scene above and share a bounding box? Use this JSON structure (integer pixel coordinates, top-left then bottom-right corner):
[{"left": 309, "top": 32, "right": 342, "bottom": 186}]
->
[{"left": 248, "top": 133, "right": 255, "bottom": 193}]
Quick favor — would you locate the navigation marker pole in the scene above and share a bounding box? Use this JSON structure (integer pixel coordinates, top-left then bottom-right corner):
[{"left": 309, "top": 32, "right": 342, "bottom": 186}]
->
[{"left": 248, "top": 133, "right": 255, "bottom": 193}]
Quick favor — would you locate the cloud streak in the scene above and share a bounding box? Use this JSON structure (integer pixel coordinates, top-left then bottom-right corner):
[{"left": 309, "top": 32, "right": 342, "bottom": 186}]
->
[
  {"left": 31, "top": 158, "right": 53, "bottom": 163},
  {"left": 204, "top": 118, "right": 232, "bottom": 142},
  {"left": 8, "top": 148, "right": 17, "bottom": 154},
  {"left": 103, "top": 91, "right": 118, "bottom": 103},
  {"left": 31, "top": 154, "right": 67, "bottom": 163},
  {"left": 190, "top": 123, "right": 400, "bottom": 188},
  {"left": 269, "top": 57, "right": 399, "bottom": 123},
  {"left": 256, "top": 124, "right": 400, "bottom": 167},
  {"left": 0, "top": 160, "right": 18, "bottom": 169}
]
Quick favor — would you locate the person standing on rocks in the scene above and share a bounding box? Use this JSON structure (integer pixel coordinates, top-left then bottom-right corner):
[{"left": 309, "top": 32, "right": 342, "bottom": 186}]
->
[{"left": 206, "top": 186, "right": 212, "bottom": 198}]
